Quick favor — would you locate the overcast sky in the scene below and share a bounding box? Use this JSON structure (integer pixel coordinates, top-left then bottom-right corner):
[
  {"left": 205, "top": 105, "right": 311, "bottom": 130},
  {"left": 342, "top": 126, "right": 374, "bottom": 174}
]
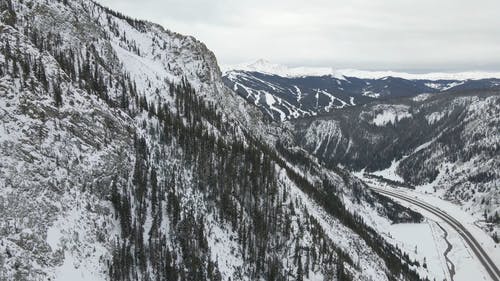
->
[{"left": 97, "top": 0, "right": 500, "bottom": 72}]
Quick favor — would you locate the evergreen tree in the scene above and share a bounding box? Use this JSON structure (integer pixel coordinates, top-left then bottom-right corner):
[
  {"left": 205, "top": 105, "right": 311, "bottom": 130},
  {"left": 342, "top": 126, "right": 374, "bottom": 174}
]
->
[{"left": 53, "top": 83, "right": 63, "bottom": 108}]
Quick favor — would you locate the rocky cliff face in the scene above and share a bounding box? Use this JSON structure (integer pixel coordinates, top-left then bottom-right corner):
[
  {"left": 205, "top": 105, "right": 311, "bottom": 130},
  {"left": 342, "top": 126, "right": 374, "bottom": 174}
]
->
[{"left": 0, "top": 0, "right": 429, "bottom": 280}]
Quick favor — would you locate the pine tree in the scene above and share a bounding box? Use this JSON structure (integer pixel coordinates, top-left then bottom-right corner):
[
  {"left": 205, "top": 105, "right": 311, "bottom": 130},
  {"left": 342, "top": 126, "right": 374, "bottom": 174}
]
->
[
  {"left": 53, "top": 83, "right": 63, "bottom": 108},
  {"left": 296, "top": 255, "right": 304, "bottom": 281}
]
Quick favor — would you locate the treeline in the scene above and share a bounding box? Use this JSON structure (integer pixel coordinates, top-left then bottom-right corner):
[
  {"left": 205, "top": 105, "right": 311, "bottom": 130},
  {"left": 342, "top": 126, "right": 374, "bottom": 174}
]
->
[
  {"left": 364, "top": 173, "right": 415, "bottom": 189},
  {"left": 273, "top": 156, "right": 425, "bottom": 281},
  {"left": 106, "top": 70, "right": 427, "bottom": 280},
  {"left": 107, "top": 78, "right": 361, "bottom": 280},
  {"left": 2, "top": 2, "right": 428, "bottom": 279}
]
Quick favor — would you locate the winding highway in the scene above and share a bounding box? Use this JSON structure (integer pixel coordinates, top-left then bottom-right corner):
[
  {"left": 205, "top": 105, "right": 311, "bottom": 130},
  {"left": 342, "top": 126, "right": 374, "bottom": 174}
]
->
[{"left": 371, "top": 187, "right": 500, "bottom": 281}]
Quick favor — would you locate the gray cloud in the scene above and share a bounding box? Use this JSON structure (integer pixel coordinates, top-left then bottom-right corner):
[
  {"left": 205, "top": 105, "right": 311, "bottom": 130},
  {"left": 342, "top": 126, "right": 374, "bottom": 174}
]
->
[{"left": 97, "top": 0, "right": 500, "bottom": 71}]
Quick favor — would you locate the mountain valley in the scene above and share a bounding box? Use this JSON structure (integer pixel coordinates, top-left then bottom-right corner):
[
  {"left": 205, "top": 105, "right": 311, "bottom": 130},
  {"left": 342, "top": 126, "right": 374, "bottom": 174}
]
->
[{"left": 0, "top": 1, "right": 498, "bottom": 281}]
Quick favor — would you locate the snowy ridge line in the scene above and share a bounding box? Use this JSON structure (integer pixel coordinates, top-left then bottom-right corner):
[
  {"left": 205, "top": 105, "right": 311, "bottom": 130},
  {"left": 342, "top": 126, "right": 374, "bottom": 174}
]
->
[
  {"left": 372, "top": 188, "right": 500, "bottom": 281},
  {"left": 223, "top": 60, "right": 500, "bottom": 80}
]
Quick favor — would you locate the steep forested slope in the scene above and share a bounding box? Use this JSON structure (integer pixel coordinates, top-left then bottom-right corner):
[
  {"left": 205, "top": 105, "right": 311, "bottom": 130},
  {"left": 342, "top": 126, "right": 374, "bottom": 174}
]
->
[{"left": 0, "top": 0, "right": 429, "bottom": 280}]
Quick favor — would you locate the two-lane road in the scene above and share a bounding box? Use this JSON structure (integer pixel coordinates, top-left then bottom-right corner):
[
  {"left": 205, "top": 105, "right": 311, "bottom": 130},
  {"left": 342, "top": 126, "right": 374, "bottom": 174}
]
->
[{"left": 372, "top": 187, "right": 500, "bottom": 281}]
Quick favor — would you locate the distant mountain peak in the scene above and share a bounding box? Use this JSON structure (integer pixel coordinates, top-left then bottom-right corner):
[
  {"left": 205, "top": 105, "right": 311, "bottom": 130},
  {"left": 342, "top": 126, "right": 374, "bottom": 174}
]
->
[
  {"left": 222, "top": 59, "right": 340, "bottom": 78},
  {"left": 223, "top": 60, "right": 500, "bottom": 81},
  {"left": 246, "top": 59, "right": 288, "bottom": 75}
]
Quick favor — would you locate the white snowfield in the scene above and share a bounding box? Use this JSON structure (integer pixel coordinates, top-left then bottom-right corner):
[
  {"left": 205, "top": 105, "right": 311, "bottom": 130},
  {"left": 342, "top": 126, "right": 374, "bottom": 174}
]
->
[
  {"left": 369, "top": 104, "right": 412, "bottom": 127},
  {"left": 358, "top": 174, "right": 500, "bottom": 281},
  {"left": 223, "top": 59, "right": 500, "bottom": 80}
]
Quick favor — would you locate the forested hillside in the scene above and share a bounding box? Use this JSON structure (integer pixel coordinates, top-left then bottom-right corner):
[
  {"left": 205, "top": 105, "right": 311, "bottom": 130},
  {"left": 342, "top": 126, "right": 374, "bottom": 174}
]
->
[
  {"left": 292, "top": 91, "right": 500, "bottom": 239},
  {"left": 0, "top": 0, "right": 431, "bottom": 280}
]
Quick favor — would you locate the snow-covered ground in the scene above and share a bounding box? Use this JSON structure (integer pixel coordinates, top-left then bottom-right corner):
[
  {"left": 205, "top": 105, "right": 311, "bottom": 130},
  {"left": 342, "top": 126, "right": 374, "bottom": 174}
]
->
[
  {"left": 368, "top": 104, "right": 412, "bottom": 127},
  {"left": 369, "top": 160, "right": 405, "bottom": 182},
  {"left": 346, "top": 174, "right": 445, "bottom": 281},
  {"left": 356, "top": 173, "right": 500, "bottom": 281},
  {"left": 389, "top": 222, "right": 448, "bottom": 281}
]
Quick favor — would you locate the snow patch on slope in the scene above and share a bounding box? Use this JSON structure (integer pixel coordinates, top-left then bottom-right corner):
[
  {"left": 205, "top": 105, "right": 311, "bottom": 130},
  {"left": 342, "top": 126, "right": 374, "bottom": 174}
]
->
[
  {"left": 370, "top": 105, "right": 412, "bottom": 126},
  {"left": 371, "top": 159, "right": 406, "bottom": 182},
  {"left": 362, "top": 90, "right": 381, "bottom": 98}
]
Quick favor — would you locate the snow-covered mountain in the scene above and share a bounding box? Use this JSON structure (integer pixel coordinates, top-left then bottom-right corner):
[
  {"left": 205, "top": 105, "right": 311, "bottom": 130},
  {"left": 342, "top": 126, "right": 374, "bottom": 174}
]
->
[
  {"left": 0, "top": 1, "right": 436, "bottom": 281},
  {"left": 225, "top": 60, "right": 499, "bottom": 245},
  {"left": 223, "top": 60, "right": 500, "bottom": 80},
  {"left": 291, "top": 90, "right": 500, "bottom": 240},
  {"left": 222, "top": 59, "right": 340, "bottom": 78},
  {"left": 223, "top": 61, "right": 500, "bottom": 121}
]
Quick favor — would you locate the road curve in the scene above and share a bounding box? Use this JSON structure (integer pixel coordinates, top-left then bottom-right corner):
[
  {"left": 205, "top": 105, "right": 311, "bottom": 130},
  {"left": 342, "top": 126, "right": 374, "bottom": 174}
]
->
[{"left": 371, "top": 187, "right": 500, "bottom": 281}]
